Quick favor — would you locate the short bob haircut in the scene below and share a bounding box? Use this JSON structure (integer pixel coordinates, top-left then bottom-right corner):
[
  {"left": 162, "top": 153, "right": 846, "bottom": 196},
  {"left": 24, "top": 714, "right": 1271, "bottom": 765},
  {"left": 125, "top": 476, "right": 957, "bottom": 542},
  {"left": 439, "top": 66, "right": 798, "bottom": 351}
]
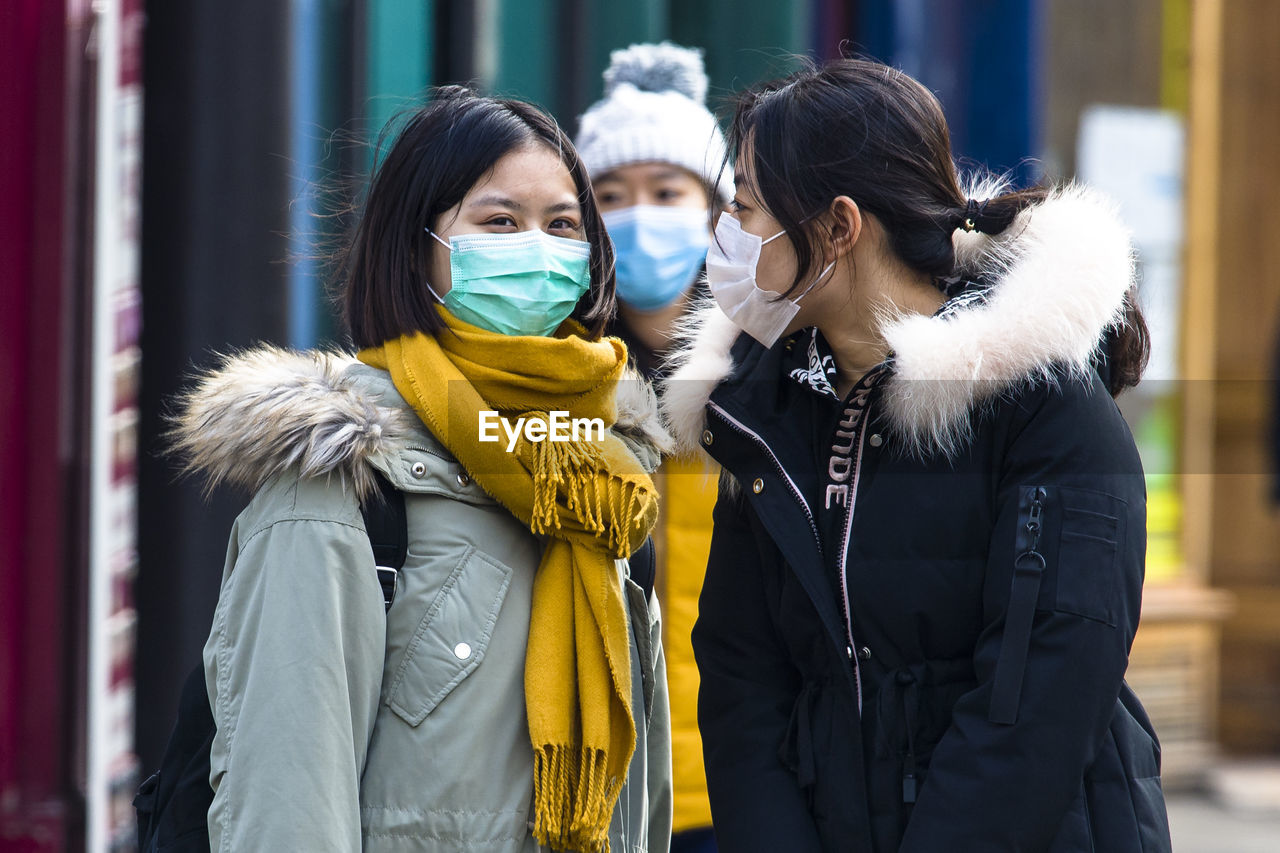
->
[{"left": 342, "top": 86, "right": 616, "bottom": 348}]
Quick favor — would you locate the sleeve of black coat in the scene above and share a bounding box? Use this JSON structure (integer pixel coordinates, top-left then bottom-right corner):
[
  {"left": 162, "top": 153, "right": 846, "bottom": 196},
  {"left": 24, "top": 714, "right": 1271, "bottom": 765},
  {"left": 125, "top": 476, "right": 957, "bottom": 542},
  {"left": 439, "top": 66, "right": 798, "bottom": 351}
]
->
[
  {"left": 693, "top": 487, "right": 825, "bottom": 852},
  {"left": 899, "top": 376, "right": 1147, "bottom": 852}
]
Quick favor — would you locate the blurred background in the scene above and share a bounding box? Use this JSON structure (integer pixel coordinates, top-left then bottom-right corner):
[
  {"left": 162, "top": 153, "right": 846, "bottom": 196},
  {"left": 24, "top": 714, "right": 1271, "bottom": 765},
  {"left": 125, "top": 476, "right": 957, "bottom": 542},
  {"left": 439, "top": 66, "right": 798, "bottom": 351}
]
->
[{"left": 3, "top": 0, "right": 1279, "bottom": 850}]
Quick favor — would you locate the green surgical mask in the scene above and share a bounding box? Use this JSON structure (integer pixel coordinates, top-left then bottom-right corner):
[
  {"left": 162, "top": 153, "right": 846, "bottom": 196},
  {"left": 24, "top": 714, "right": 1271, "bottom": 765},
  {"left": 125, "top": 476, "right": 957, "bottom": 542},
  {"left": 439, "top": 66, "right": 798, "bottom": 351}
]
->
[{"left": 426, "top": 228, "right": 592, "bottom": 337}]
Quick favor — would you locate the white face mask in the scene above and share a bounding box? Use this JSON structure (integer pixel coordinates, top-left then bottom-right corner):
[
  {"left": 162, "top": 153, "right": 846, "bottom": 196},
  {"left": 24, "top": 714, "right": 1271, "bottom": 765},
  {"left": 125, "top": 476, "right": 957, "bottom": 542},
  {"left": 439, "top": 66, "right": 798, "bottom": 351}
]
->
[{"left": 706, "top": 214, "right": 834, "bottom": 348}]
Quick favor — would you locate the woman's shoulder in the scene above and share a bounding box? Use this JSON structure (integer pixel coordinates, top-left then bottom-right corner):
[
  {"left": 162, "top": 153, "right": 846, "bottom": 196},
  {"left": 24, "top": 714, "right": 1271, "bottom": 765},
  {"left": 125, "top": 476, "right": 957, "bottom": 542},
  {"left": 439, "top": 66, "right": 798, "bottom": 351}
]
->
[
  {"left": 232, "top": 464, "right": 365, "bottom": 541},
  {"left": 169, "top": 345, "right": 432, "bottom": 502},
  {"left": 991, "top": 366, "right": 1143, "bottom": 475},
  {"left": 1000, "top": 365, "right": 1125, "bottom": 429}
]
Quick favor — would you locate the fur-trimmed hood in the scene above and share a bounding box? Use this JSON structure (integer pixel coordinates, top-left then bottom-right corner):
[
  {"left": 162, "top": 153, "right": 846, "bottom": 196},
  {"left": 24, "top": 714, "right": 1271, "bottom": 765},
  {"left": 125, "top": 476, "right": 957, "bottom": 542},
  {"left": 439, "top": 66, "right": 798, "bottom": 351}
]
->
[
  {"left": 170, "top": 347, "right": 672, "bottom": 497},
  {"left": 661, "top": 184, "right": 1135, "bottom": 457}
]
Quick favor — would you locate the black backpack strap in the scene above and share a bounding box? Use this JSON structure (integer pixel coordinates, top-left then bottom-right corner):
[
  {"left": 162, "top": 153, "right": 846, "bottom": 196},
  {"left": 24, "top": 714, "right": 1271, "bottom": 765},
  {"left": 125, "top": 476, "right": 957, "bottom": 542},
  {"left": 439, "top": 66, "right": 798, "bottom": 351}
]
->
[
  {"left": 360, "top": 470, "right": 408, "bottom": 612},
  {"left": 133, "top": 663, "right": 216, "bottom": 852},
  {"left": 627, "top": 536, "right": 656, "bottom": 601}
]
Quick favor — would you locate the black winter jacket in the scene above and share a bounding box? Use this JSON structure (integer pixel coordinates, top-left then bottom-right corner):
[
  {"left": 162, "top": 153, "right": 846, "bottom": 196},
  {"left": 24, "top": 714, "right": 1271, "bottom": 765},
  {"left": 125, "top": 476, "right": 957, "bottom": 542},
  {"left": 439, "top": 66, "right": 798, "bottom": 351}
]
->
[{"left": 661, "top": 186, "right": 1173, "bottom": 853}]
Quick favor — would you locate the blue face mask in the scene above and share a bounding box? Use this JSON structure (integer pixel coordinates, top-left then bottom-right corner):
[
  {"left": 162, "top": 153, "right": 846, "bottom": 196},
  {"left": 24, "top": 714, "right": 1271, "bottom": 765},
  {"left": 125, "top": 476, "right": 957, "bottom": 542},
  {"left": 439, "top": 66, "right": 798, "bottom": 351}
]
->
[
  {"left": 602, "top": 205, "right": 710, "bottom": 312},
  {"left": 426, "top": 228, "right": 592, "bottom": 337}
]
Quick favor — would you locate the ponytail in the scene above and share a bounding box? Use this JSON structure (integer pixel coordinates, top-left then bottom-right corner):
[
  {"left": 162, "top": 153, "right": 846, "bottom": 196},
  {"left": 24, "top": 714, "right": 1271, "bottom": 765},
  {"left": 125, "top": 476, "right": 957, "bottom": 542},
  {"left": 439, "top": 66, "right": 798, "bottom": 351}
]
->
[
  {"left": 949, "top": 186, "right": 1047, "bottom": 237},
  {"left": 948, "top": 183, "right": 1149, "bottom": 397}
]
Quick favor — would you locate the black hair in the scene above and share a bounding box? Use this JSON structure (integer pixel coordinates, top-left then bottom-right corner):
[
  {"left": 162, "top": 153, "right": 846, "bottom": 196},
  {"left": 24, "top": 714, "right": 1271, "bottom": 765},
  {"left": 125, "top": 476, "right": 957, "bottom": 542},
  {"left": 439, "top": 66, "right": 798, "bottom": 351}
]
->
[
  {"left": 724, "top": 57, "right": 1148, "bottom": 395},
  {"left": 342, "top": 86, "right": 616, "bottom": 347}
]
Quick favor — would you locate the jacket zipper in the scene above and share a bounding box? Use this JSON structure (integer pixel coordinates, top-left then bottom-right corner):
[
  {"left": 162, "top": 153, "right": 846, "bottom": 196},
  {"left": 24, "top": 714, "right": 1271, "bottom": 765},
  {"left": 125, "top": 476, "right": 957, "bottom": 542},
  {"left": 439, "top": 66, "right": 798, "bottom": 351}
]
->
[
  {"left": 706, "top": 401, "right": 823, "bottom": 555},
  {"left": 837, "top": 404, "right": 872, "bottom": 715}
]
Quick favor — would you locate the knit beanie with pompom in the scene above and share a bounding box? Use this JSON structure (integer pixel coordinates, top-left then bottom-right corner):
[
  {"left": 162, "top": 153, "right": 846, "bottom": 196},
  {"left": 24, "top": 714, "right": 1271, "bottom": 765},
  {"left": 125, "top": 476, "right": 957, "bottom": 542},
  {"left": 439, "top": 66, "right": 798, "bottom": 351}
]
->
[{"left": 575, "top": 42, "right": 732, "bottom": 204}]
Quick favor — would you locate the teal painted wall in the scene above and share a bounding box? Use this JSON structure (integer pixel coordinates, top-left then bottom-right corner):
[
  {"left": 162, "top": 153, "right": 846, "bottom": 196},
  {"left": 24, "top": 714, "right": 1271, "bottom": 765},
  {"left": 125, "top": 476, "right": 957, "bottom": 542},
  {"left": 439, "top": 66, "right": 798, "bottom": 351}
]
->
[{"left": 366, "top": 0, "right": 433, "bottom": 154}]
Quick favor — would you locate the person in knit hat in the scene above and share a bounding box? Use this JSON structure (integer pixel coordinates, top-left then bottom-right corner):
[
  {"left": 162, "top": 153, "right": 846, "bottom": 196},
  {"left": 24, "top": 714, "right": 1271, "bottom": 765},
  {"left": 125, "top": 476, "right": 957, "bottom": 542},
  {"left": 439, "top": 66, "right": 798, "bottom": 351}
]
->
[
  {"left": 577, "top": 42, "right": 726, "bottom": 853},
  {"left": 576, "top": 40, "right": 730, "bottom": 197},
  {"left": 577, "top": 41, "right": 730, "bottom": 373}
]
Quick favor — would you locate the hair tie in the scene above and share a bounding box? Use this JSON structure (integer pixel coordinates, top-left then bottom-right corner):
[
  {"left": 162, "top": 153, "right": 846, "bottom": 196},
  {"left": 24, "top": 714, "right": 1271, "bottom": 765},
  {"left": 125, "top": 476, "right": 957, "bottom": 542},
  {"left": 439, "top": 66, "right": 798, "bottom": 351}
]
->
[{"left": 961, "top": 198, "right": 988, "bottom": 233}]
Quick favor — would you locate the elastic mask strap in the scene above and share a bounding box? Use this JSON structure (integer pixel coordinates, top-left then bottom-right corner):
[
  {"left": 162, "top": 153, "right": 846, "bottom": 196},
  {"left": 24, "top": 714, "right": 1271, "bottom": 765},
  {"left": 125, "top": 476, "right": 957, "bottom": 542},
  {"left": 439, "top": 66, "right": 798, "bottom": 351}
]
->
[
  {"left": 761, "top": 211, "right": 817, "bottom": 246},
  {"left": 423, "top": 228, "right": 450, "bottom": 303},
  {"left": 781, "top": 259, "right": 836, "bottom": 304},
  {"left": 761, "top": 213, "right": 832, "bottom": 299},
  {"left": 424, "top": 227, "right": 451, "bottom": 251}
]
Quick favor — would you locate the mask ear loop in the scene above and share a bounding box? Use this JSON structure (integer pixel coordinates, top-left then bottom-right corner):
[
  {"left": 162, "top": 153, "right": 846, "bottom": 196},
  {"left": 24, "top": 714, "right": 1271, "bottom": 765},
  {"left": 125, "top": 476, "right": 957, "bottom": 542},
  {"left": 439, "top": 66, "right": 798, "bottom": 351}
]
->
[
  {"left": 769, "top": 258, "right": 835, "bottom": 304},
  {"left": 423, "top": 227, "right": 452, "bottom": 304},
  {"left": 759, "top": 212, "right": 832, "bottom": 297}
]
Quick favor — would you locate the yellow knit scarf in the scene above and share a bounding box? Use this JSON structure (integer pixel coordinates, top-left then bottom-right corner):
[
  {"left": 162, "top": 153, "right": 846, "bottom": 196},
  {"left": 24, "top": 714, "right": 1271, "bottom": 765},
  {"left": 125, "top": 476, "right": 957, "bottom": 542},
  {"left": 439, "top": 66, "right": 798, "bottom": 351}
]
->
[{"left": 358, "top": 307, "right": 658, "bottom": 853}]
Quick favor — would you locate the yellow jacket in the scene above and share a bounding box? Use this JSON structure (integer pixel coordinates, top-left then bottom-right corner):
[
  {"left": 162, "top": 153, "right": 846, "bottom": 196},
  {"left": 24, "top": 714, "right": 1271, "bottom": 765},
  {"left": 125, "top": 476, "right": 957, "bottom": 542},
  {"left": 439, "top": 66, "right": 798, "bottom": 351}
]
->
[{"left": 653, "top": 454, "right": 719, "bottom": 833}]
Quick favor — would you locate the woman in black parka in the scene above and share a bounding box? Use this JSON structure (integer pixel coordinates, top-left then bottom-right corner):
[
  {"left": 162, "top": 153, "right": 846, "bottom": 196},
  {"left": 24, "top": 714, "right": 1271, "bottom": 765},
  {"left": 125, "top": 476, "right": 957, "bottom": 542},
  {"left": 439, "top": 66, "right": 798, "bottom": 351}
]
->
[{"left": 661, "top": 58, "right": 1173, "bottom": 852}]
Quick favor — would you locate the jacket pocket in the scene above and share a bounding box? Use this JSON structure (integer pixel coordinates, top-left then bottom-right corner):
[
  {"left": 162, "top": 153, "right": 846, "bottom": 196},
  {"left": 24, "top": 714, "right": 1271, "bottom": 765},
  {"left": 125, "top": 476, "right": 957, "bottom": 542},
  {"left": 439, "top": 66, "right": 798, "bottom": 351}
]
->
[
  {"left": 384, "top": 546, "right": 513, "bottom": 726},
  {"left": 1081, "top": 696, "right": 1172, "bottom": 853},
  {"left": 1113, "top": 688, "right": 1161, "bottom": 780},
  {"left": 1047, "top": 787, "right": 1095, "bottom": 853},
  {"left": 1053, "top": 486, "right": 1125, "bottom": 626}
]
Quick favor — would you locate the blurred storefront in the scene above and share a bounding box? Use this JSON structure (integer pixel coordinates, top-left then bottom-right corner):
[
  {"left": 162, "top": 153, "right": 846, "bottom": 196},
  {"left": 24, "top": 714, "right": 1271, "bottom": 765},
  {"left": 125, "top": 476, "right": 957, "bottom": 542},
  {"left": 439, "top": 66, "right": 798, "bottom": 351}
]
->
[
  {"left": 1179, "top": 0, "right": 1280, "bottom": 757},
  {"left": 3, "top": 0, "right": 144, "bottom": 850},
  {"left": 5, "top": 1, "right": 1279, "bottom": 850},
  {"left": 857, "top": 0, "right": 1259, "bottom": 786},
  {"left": 1034, "top": 0, "right": 1280, "bottom": 781},
  {"left": 1035, "top": 0, "right": 1240, "bottom": 783}
]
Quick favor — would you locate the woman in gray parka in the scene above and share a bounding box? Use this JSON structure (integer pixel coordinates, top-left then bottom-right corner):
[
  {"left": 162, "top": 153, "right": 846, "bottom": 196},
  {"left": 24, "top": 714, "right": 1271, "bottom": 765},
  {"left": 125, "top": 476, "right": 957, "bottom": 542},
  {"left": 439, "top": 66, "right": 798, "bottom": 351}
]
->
[{"left": 172, "top": 88, "right": 673, "bottom": 852}]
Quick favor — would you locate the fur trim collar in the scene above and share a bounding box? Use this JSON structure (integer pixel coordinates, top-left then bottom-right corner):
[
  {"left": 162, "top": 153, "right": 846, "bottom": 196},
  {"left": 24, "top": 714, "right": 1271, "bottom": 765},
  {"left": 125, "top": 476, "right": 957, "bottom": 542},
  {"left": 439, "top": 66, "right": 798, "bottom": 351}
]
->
[
  {"left": 661, "top": 184, "right": 1134, "bottom": 457},
  {"left": 171, "top": 346, "right": 671, "bottom": 497}
]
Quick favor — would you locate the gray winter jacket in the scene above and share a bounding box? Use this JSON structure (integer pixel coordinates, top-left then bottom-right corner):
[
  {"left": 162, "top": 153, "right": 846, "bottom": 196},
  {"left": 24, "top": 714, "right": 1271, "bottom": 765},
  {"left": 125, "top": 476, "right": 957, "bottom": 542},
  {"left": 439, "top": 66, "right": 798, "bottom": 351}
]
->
[{"left": 176, "top": 351, "right": 673, "bottom": 852}]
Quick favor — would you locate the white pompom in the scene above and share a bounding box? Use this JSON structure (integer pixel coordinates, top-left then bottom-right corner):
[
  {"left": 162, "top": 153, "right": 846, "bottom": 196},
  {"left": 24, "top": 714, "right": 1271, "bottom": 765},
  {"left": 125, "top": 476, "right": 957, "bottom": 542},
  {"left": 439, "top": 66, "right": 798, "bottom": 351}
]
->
[{"left": 603, "top": 42, "right": 709, "bottom": 104}]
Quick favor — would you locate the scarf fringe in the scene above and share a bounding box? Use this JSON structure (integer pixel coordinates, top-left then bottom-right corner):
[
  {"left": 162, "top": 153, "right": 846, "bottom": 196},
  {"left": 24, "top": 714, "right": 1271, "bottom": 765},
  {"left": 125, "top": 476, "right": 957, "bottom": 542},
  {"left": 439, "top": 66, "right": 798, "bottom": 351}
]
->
[
  {"left": 532, "top": 745, "right": 622, "bottom": 853},
  {"left": 527, "top": 413, "right": 655, "bottom": 559}
]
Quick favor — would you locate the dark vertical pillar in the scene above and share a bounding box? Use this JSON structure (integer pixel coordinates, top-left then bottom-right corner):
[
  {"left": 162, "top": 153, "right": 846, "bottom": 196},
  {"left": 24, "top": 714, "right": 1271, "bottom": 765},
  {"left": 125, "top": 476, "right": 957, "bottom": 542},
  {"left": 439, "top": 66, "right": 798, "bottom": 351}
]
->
[
  {"left": 957, "top": 0, "right": 1040, "bottom": 183},
  {"left": 135, "top": 0, "right": 295, "bottom": 770},
  {"left": 435, "top": 0, "right": 479, "bottom": 89},
  {"left": 813, "top": 0, "right": 855, "bottom": 62},
  {"left": 854, "top": 0, "right": 1041, "bottom": 185}
]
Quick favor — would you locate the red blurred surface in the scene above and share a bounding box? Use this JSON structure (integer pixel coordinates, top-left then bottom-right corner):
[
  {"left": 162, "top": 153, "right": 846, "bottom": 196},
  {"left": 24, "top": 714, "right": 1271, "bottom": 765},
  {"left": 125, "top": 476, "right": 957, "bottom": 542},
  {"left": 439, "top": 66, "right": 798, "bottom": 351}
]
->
[{"left": 1, "top": 0, "right": 78, "bottom": 848}]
